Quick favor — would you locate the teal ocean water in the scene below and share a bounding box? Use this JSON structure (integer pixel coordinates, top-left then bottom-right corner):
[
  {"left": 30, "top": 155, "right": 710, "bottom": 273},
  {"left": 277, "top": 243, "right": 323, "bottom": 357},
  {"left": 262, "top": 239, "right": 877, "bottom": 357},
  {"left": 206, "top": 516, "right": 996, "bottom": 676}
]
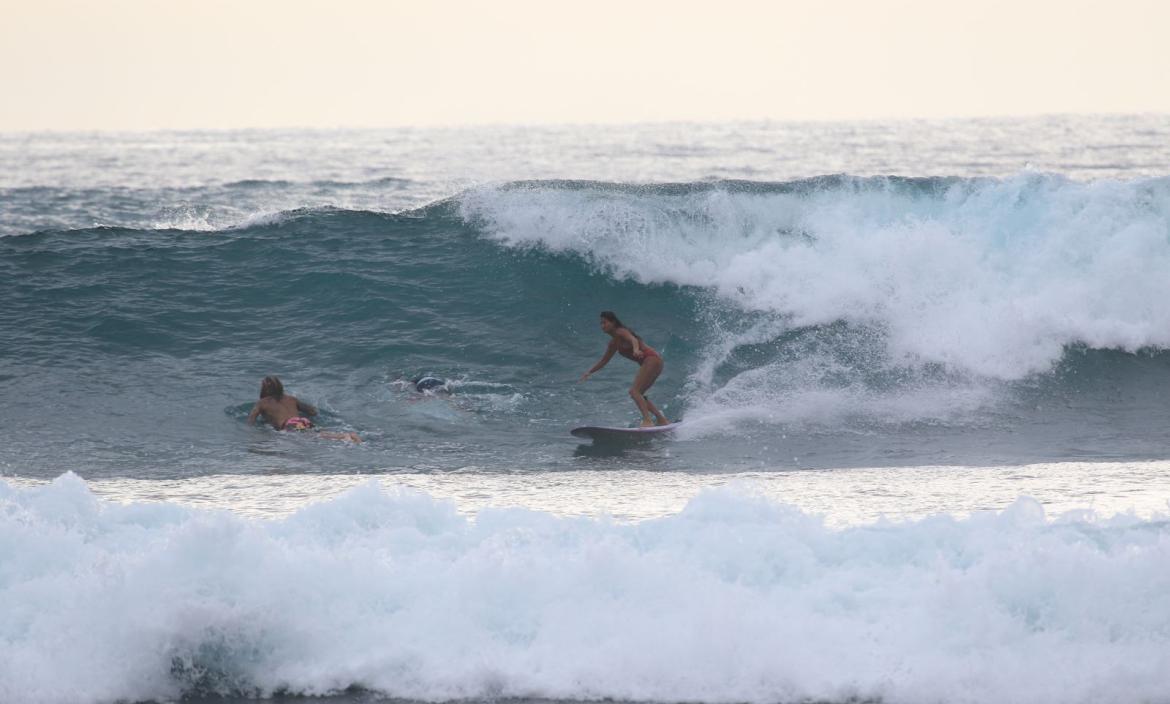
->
[{"left": 3, "top": 116, "right": 1170, "bottom": 703}]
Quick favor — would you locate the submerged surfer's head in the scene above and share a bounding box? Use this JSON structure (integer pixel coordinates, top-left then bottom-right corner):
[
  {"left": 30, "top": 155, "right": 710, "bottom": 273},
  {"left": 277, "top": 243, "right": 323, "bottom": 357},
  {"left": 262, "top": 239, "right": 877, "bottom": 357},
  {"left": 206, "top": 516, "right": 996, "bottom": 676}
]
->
[
  {"left": 260, "top": 376, "right": 284, "bottom": 399},
  {"left": 412, "top": 376, "right": 447, "bottom": 393}
]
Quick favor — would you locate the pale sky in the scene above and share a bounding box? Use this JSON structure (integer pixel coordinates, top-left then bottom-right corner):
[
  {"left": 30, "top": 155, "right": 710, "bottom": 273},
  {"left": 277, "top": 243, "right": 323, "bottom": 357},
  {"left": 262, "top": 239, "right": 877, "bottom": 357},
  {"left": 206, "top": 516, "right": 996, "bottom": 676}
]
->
[{"left": 2, "top": 0, "right": 1168, "bottom": 131}]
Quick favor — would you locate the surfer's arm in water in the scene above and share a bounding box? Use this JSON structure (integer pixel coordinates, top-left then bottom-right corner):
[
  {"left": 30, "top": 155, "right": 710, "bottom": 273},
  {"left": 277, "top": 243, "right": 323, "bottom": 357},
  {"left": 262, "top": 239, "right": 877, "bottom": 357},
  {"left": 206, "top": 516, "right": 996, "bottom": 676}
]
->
[
  {"left": 295, "top": 398, "right": 318, "bottom": 417},
  {"left": 289, "top": 396, "right": 360, "bottom": 442},
  {"left": 246, "top": 402, "right": 262, "bottom": 425},
  {"left": 580, "top": 340, "right": 618, "bottom": 382}
]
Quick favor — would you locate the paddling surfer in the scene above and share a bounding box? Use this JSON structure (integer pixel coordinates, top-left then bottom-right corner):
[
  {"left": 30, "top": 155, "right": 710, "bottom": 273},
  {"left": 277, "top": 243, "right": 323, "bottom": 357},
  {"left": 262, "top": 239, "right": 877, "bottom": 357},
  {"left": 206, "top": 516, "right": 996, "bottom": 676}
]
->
[
  {"left": 247, "top": 376, "right": 361, "bottom": 442},
  {"left": 579, "top": 311, "right": 671, "bottom": 427}
]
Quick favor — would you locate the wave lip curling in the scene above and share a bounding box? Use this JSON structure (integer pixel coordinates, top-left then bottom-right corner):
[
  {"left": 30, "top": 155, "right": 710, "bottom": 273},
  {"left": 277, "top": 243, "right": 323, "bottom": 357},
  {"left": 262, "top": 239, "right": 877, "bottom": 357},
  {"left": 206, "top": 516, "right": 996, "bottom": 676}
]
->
[{"left": 461, "top": 175, "right": 1170, "bottom": 380}]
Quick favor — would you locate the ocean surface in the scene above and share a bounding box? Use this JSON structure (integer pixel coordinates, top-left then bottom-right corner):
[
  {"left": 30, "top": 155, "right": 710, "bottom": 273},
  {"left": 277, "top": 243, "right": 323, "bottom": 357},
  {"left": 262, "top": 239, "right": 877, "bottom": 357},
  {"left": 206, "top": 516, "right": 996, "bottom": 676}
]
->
[{"left": 3, "top": 115, "right": 1170, "bottom": 703}]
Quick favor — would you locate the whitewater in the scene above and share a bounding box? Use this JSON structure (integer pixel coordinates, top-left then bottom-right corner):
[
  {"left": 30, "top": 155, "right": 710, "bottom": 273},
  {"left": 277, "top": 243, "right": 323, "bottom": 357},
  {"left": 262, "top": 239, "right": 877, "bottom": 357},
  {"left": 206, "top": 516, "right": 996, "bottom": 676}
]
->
[{"left": 3, "top": 115, "right": 1170, "bottom": 703}]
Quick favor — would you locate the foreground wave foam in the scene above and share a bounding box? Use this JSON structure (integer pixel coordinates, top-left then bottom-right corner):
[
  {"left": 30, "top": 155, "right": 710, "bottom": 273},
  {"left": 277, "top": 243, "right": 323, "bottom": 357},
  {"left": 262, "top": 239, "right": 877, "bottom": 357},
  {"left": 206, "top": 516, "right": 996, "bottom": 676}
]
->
[
  {"left": 461, "top": 176, "right": 1170, "bottom": 380},
  {"left": 3, "top": 474, "right": 1169, "bottom": 704}
]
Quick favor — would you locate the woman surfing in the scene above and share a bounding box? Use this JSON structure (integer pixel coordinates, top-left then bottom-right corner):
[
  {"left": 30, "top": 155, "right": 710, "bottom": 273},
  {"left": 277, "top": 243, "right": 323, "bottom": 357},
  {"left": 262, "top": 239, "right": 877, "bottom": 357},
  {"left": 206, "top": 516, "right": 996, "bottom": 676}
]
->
[{"left": 579, "top": 311, "right": 671, "bottom": 427}]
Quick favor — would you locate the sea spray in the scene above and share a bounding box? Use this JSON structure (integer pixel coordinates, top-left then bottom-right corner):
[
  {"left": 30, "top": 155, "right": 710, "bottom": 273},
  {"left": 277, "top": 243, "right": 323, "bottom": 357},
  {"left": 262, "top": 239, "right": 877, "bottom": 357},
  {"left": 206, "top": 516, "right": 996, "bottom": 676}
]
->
[
  {"left": 2, "top": 474, "right": 1170, "bottom": 704},
  {"left": 460, "top": 175, "right": 1170, "bottom": 380}
]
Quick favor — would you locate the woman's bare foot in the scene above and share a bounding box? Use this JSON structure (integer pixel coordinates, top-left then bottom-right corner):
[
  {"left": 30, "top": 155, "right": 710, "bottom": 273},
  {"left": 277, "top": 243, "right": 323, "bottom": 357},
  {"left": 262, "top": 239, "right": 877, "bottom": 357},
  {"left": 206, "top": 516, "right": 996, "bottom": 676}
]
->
[{"left": 320, "top": 431, "right": 362, "bottom": 443}]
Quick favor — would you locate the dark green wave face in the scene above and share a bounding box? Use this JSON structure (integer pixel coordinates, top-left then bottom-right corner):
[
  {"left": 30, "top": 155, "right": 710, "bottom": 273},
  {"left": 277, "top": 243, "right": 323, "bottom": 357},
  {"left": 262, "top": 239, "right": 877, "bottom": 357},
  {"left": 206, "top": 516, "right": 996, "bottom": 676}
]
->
[
  {"left": 0, "top": 205, "right": 698, "bottom": 477},
  {"left": 5, "top": 175, "right": 1170, "bottom": 478}
]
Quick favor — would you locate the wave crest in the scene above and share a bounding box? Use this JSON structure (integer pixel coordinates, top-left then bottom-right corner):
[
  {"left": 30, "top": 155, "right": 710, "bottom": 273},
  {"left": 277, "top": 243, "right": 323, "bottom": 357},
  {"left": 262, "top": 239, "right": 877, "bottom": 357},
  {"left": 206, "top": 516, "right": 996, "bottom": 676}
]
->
[{"left": 460, "top": 175, "right": 1170, "bottom": 380}]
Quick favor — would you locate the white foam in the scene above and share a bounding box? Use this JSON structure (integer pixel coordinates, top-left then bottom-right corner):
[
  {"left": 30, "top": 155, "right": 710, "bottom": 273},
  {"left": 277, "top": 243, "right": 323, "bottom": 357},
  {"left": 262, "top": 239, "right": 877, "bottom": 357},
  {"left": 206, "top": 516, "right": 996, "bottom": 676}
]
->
[
  {"left": 149, "top": 206, "right": 321, "bottom": 233},
  {"left": 460, "top": 176, "right": 1170, "bottom": 380},
  {"left": 3, "top": 473, "right": 1169, "bottom": 704}
]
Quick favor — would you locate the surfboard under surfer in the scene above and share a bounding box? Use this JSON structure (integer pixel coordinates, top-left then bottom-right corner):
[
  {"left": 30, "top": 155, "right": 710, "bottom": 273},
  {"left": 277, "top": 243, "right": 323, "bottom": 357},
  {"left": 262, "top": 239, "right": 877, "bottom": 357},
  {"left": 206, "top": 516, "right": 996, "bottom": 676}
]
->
[
  {"left": 246, "top": 375, "right": 361, "bottom": 442},
  {"left": 579, "top": 311, "right": 671, "bottom": 427}
]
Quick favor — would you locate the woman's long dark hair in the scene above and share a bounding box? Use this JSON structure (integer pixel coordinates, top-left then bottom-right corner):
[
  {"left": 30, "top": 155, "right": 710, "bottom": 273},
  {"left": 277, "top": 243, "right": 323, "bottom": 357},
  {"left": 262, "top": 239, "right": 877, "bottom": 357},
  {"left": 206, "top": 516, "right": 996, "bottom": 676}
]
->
[
  {"left": 260, "top": 376, "right": 284, "bottom": 399},
  {"left": 600, "top": 310, "right": 640, "bottom": 340}
]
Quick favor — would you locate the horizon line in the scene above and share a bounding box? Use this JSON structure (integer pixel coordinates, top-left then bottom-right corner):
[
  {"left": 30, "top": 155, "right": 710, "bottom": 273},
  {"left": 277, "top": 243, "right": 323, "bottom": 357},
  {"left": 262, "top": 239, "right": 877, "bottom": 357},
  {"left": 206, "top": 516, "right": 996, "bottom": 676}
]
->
[{"left": 3, "top": 110, "right": 1167, "bottom": 138}]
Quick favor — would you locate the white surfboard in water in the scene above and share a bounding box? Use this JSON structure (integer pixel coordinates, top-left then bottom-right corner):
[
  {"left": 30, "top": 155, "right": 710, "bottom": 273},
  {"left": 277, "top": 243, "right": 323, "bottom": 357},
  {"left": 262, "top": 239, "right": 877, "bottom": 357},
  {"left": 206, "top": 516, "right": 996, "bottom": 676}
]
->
[{"left": 570, "top": 422, "right": 682, "bottom": 440}]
